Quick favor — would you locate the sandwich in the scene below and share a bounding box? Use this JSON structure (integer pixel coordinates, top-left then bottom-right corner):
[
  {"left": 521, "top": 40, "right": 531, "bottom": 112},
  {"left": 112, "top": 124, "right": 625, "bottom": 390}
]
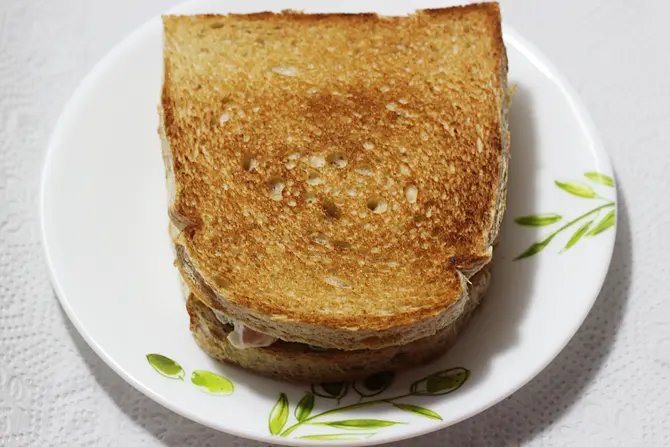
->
[{"left": 159, "top": 2, "right": 510, "bottom": 382}]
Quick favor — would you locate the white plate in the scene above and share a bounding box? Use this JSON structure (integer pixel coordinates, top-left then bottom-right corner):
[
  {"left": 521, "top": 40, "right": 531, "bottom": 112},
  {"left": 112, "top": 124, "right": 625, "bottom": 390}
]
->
[{"left": 40, "top": 1, "right": 617, "bottom": 445}]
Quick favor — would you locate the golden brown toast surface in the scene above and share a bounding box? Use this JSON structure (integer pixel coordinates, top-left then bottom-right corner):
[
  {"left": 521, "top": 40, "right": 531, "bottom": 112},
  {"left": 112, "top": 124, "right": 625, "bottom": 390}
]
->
[{"left": 162, "top": 4, "right": 508, "bottom": 337}]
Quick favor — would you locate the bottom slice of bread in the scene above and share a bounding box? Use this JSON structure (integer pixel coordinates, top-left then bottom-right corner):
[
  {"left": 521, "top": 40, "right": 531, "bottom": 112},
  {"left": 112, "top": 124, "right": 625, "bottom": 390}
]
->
[{"left": 187, "top": 266, "right": 491, "bottom": 383}]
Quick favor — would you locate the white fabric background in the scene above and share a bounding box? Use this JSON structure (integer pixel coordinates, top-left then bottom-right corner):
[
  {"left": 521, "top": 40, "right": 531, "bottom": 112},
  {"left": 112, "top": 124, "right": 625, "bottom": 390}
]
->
[{"left": 1, "top": 0, "right": 668, "bottom": 445}]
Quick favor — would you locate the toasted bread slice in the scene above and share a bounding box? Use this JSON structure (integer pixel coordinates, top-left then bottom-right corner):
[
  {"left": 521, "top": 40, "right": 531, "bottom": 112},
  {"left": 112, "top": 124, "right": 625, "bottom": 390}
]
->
[
  {"left": 187, "top": 266, "right": 490, "bottom": 382},
  {"left": 161, "top": 3, "right": 510, "bottom": 350}
]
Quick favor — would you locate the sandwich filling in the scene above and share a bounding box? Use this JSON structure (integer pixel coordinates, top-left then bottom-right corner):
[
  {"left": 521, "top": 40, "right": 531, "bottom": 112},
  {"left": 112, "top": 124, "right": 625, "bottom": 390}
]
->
[
  {"left": 212, "top": 309, "right": 333, "bottom": 350},
  {"left": 213, "top": 309, "right": 278, "bottom": 349}
]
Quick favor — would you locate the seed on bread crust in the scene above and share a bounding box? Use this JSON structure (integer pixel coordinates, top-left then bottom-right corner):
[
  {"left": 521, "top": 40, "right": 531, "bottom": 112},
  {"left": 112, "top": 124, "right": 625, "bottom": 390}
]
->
[
  {"left": 405, "top": 185, "right": 418, "bottom": 204},
  {"left": 324, "top": 276, "right": 352, "bottom": 289},
  {"left": 272, "top": 66, "right": 298, "bottom": 76},
  {"left": 307, "top": 172, "right": 323, "bottom": 186},
  {"left": 327, "top": 152, "right": 347, "bottom": 168},
  {"left": 367, "top": 198, "right": 388, "bottom": 214}
]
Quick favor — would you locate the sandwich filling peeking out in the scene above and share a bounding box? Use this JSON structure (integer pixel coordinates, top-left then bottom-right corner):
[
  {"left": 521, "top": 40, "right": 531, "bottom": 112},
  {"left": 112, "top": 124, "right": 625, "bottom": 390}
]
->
[
  {"left": 213, "top": 309, "right": 332, "bottom": 350},
  {"left": 214, "top": 309, "right": 277, "bottom": 349}
]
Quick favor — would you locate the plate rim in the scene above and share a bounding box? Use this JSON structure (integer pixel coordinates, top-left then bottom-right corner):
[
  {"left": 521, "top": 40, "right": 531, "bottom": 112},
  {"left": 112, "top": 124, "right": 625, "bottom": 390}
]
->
[{"left": 39, "top": 2, "right": 617, "bottom": 445}]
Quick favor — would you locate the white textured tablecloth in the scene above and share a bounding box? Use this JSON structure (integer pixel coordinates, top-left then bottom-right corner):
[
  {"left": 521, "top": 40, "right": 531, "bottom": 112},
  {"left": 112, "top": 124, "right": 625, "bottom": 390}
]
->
[{"left": 1, "top": 0, "right": 668, "bottom": 445}]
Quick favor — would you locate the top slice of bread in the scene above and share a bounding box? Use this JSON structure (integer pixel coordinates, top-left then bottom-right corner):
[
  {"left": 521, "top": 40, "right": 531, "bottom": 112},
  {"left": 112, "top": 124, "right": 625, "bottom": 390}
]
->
[{"left": 160, "top": 3, "right": 510, "bottom": 350}]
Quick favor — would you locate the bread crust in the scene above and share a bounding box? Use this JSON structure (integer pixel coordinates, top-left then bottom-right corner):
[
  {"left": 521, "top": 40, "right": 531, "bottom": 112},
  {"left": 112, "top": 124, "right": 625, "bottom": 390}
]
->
[
  {"left": 161, "top": 3, "right": 508, "bottom": 349},
  {"left": 176, "top": 242, "right": 472, "bottom": 350},
  {"left": 187, "top": 266, "right": 490, "bottom": 383}
]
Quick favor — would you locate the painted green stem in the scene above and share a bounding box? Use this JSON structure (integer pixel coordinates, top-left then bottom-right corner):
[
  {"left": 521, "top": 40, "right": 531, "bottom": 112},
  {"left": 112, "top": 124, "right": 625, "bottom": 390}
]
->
[
  {"left": 547, "top": 202, "right": 614, "bottom": 240},
  {"left": 279, "top": 394, "right": 412, "bottom": 437},
  {"left": 516, "top": 173, "right": 615, "bottom": 259}
]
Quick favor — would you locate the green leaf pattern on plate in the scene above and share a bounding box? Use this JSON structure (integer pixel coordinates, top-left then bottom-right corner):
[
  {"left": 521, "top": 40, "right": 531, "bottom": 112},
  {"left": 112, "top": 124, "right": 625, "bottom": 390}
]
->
[
  {"left": 297, "top": 433, "right": 376, "bottom": 441},
  {"left": 410, "top": 367, "right": 469, "bottom": 396},
  {"left": 311, "top": 381, "right": 349, "bottom": 401},
  {"left": 588, "top": 210, "right": 615, "bottom": 236},
  {"left": 392, "top": 403, "right": 442, "bottom": 420},
  {"left": 561, "top": 219, "right": 593, "bottom": 252},
  {"left": 146, "top": 354, "right": 236, "bottom": 400},
  {"left": 295, "top": 392, "right": 315, "bottom": 422},
  {"left": 271, "top": 367, "right": 468, "bottom": 439},
  {"left": 269, "top": 393, "right": 290, "bottom": 435},
  {"left": 584, "top": 172, "right": 614, "bottom": 187},
  {"left": 146, "top": 354, "right": 185, "bottom": 380},
  {"left": 191, "top": 370, "right": 234, "bottom": 395},
  {"left": 515, "top": 172, "right": 615, "bottom": 259},
  {"left": 353, "top": 371, "right": 395, "bottom": 397},
  {"left": 514, "top": 213, "right": 562, "bottom": 226},
  {"left": 312, "top": 419, "right": 405, "bottom": 430},
  {"left": 554, "top": 181, "right": 597, "bottom": 198},
  {"left": 514, "top": 237, "right": 555, "bottom": 260}
]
